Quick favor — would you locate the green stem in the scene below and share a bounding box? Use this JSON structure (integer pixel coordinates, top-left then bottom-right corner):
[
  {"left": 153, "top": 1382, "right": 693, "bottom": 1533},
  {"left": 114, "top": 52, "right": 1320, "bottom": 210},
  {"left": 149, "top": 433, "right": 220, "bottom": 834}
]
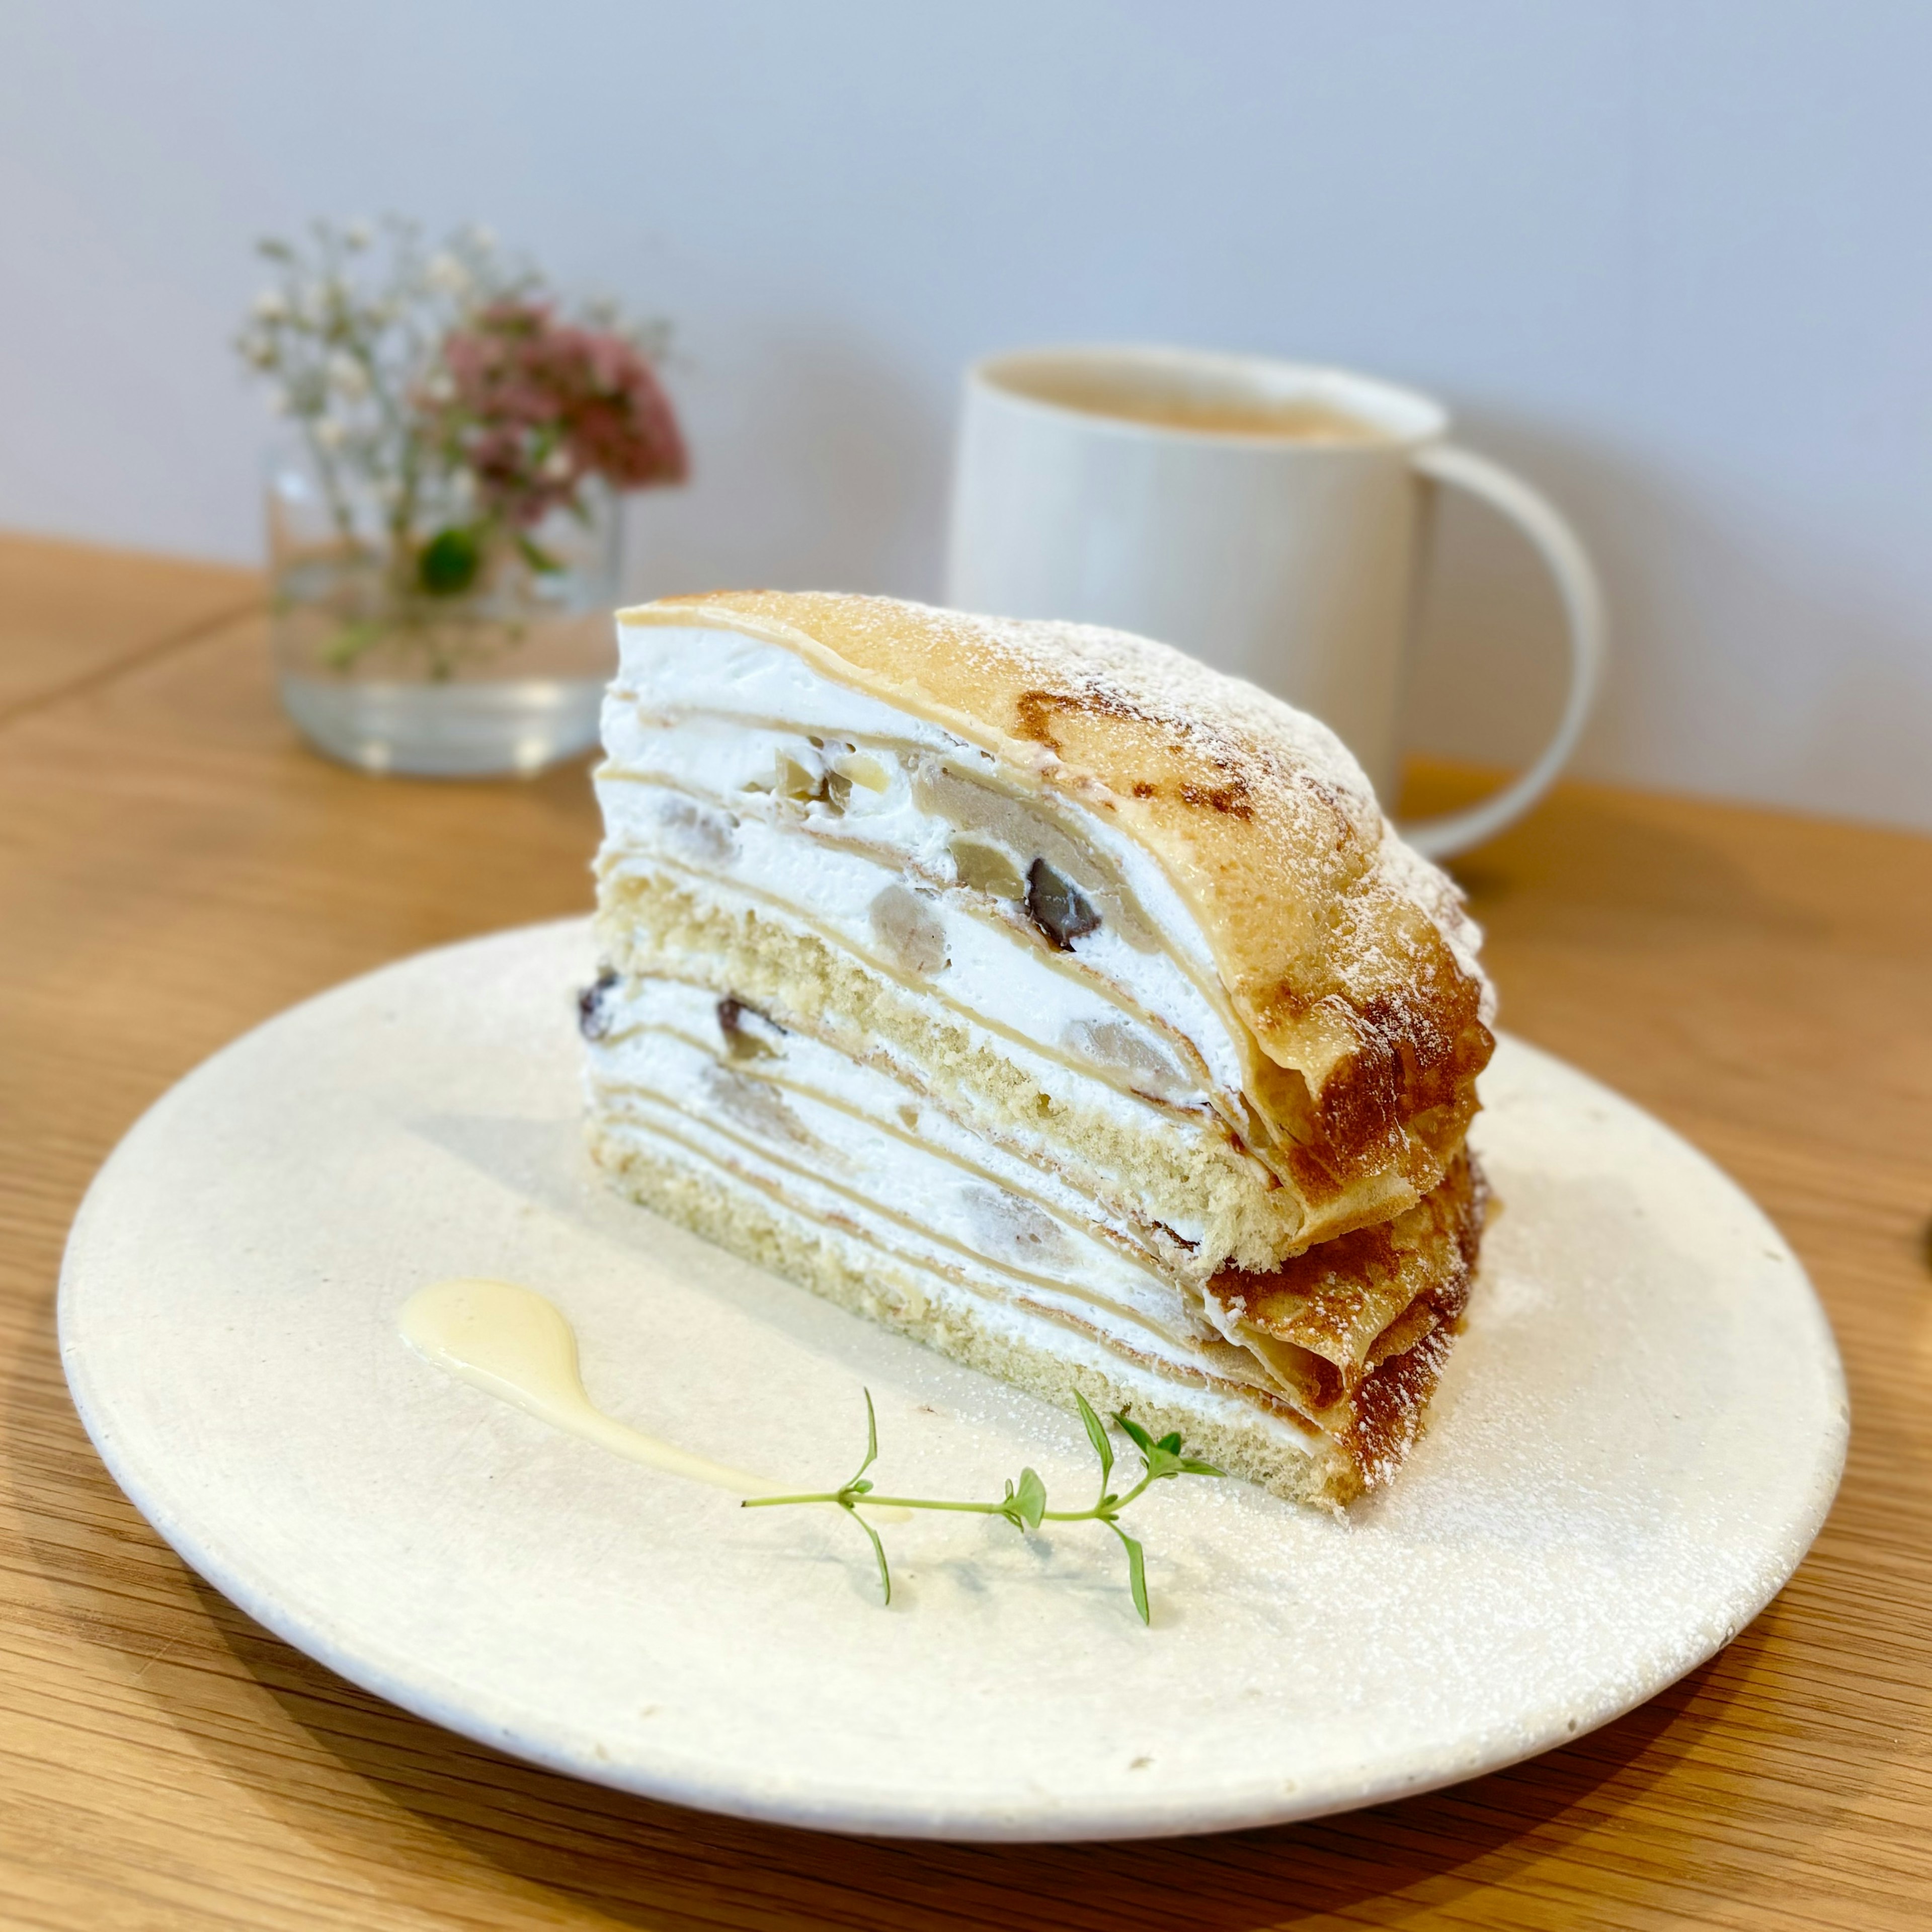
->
[
  {"left": 743, "top": 1472, "right": 1157, "bottom": 1522},
  {"left": 744, "top": 1492, "right": 1000, "bottom": 1514}
]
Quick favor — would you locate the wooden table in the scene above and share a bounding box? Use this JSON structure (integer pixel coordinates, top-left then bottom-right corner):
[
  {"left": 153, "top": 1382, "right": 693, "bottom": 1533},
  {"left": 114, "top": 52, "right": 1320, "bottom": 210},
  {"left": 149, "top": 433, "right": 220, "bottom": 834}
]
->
[{"left": 3, "top": 531, "right": 1929, "bottom": 1929}]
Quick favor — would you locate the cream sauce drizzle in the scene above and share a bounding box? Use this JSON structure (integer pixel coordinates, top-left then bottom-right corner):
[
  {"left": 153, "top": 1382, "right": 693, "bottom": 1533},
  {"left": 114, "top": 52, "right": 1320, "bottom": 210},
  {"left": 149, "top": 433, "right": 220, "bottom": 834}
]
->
[{"left": 401, "top": 1277, "right": 777, "bottom": 1496}]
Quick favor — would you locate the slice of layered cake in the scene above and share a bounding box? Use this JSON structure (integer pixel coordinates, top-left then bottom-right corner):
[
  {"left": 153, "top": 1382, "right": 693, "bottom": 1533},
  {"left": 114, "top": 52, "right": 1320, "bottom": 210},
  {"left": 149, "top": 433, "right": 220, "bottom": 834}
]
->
[{"left": 582, "top": 592, "right": 1494, "bottom": 1507}]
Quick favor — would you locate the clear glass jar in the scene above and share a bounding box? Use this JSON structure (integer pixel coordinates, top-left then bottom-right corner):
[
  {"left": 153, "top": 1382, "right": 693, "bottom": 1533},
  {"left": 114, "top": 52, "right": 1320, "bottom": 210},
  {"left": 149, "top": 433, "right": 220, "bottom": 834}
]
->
[{"left": 267, "top": 444, "right": 621, "bottom": 777}]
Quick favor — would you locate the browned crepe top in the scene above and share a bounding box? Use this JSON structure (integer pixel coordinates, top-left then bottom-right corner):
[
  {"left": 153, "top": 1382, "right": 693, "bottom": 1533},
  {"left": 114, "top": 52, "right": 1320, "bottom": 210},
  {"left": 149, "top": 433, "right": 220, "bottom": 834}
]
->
[{"left": 622, "top": 590, "right": 1494, "bottom": 1194}]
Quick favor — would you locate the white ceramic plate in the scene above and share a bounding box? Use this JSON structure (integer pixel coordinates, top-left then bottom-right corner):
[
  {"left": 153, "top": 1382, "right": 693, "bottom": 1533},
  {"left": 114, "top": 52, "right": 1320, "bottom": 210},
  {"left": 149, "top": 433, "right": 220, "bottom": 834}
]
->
[{"left": 59, "top": 920, "right": 1847, "bottom": 1842}]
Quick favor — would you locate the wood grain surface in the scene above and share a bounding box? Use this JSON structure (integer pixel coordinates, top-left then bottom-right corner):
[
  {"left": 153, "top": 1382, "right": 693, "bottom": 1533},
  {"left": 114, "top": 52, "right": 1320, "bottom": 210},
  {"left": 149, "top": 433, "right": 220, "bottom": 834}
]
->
[
  {"left": 0, "top": 533, "right": 256, "bottom": 723},
  {"left": 2, "top": 534, "right": 1928, "bottom": 1929}
]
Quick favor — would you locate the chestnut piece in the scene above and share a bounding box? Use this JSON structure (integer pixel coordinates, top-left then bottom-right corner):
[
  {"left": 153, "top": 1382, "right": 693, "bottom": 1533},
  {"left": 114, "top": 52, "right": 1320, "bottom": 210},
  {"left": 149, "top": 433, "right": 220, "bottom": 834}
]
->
[
  {"left": 577, "top": 968, "right": 619, "bottom": 1041},
  {"left": 1024, "top": 858, "right": 1101, "bottom": 950},
  {"left": 717, "top": 996, "right": 785, "bottom": 1059}
]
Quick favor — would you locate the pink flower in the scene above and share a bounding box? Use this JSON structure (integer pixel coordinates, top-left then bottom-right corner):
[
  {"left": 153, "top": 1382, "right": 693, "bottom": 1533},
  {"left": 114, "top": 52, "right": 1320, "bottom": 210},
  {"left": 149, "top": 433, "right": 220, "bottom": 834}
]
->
[{"left": 429, "top": 300, "right": 686, "bottom": 527}]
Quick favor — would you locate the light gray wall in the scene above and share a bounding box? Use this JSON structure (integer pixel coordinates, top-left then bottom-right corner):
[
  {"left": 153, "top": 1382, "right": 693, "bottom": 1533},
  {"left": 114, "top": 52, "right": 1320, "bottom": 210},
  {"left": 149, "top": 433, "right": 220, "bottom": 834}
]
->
[{"left": 4, "top": 2, "right": 1930, "bottom": 828}]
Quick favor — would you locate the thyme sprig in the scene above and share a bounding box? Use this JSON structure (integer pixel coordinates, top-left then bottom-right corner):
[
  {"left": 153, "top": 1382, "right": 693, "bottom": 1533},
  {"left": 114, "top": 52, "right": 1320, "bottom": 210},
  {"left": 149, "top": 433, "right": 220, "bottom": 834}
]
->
[{"left": 743, "top": 1390, "right": 1223, "bottom": 1624}]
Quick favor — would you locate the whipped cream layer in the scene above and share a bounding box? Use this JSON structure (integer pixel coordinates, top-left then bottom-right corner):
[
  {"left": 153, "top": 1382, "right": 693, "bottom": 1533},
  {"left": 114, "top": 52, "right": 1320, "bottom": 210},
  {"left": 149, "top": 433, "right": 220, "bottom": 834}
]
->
[
  {"left": 597, "top": 624, "right": 1252, "bottom": 1114},
  {"left": 586, "top": 976, "right": 1332, "bottom": 1437},
  {"left": 587, "top": 974, "right": 1389, "bottom": 1428},
  {"left": 591, "top": 1099, "right": 1327, "bottom": 1464},
  {"left": 595, "top": 971, "right": 1186, "bottom": 1227},
  {"left": 593, "top": 979, "right": 1184, "bottom": 1325}
]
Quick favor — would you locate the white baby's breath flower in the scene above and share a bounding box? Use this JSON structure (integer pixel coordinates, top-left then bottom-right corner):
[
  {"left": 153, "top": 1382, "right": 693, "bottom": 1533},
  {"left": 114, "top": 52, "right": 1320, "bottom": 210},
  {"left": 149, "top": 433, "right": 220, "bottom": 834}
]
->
[
  {"left": 252, "top": 288, "right": 289, "bottom": 322},
  {"left": 422, "top": 368, "right": 457, "bottom": 406},
  {"left": 426, "top": 252, "right": 471, "bottom": 296},
  {"left": 265, "top": 384, "right": 290, "bottom": 416},
  {"left": 467, "top": 223, "right": 497, "bottom": 252},
  {"left": 313, "top": 415, "right": 348, "bottom": 450},
  {"left": 540, "top": 448, "right": 573, "bottom": 481},
  {"left": 327, "top": 351, "right": 369, "bottom": 399},
  {"left": 344, "top": 218, "right": 373, "bottom": 249},
  {"left": 449, "top": 466, "right": 476, "bottom": 511}
]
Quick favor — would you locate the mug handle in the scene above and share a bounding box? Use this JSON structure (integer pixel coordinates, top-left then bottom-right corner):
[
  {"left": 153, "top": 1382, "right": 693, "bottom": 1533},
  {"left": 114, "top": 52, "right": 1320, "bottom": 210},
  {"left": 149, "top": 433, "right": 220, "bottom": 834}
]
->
[{"left": 1396, "top": 443, "right": 1607, "bottom": 860}]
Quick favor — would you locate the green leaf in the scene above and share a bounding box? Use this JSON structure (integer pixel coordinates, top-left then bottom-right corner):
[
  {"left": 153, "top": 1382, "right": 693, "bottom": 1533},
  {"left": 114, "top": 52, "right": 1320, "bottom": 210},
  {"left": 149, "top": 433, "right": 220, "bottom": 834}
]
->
[
  {"left": 1111, "top": 1522, "right": 1150, "bottom": 1626},
  {"left": 1011, "top": 1467, "right": 1047, "bottom": 1531},
  {"left": 1143, "top": 1445, "right": 1184, "bottom": 1483},
  {"left": 842, "top": 1499, "right": 892, "bottom": 1607},
  {"left": 1113, "top": 1410, "right": 1155, "bottom": 1455},
  {"left": 1075, "top": 1390, "right": 1113, "bottom": 1488},
  {"left": 848, "top": 1388, "right": 881, "bottom": 1488},
  {"left": 515, "top": 533, "right": 564, "bottom": 575},
  {"left": 1178, "top": 1458, "right": 1227, "bottom": 1478},
  {"left": 417, "top": 524, "right": 482, "bottom": 596},
  {"left": 1157, "top": 1431, "right": 1183, "bottom": 1455}
]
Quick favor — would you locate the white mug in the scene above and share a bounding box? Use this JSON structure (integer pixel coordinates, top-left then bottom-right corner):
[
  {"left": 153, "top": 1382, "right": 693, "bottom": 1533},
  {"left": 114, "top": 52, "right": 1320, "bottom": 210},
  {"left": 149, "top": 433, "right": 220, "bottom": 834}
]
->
[{"left": 942, "top": 345, "right": 1604, "bottom": 858}]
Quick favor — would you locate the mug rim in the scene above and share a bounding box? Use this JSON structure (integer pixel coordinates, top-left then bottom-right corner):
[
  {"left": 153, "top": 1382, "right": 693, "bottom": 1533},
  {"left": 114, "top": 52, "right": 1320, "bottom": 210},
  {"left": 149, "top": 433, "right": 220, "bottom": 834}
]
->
[{"left": 967, "top": 343, "right": 1448, "bottom": 448}]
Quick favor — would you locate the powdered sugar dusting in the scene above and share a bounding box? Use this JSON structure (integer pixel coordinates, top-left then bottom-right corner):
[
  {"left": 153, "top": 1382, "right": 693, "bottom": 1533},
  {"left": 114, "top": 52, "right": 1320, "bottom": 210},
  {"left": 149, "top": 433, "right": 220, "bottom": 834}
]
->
[{"left": 1379, "top": 830, "right": 1499, "bottom": 1030}]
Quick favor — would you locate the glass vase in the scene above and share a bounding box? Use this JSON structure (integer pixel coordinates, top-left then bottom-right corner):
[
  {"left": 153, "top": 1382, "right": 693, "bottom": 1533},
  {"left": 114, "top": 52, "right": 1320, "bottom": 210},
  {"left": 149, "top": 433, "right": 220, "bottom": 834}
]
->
[{"left": 267, "top": 445, "right": 622, "bottom": 777}]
